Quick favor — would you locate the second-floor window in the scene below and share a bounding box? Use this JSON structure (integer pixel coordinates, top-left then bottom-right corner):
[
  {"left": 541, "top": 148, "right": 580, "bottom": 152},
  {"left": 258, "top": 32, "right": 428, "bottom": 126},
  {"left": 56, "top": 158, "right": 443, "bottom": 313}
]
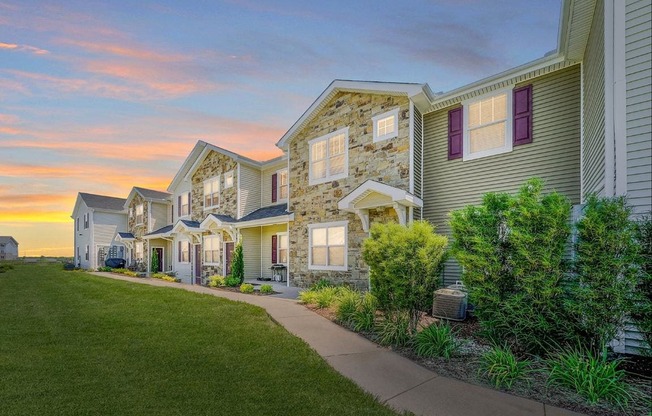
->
[
  {"left": 278, "top": 169, "right": 288, "bottom": 201},
  {"left": 179, "top": 192, "right": 190, "bottom": 217},
  {"left": 224, "top": 171, "right": 234, "bottom": 189},
  {"left": 84, "top": 213, "right": 89, "bottom": 229},
  {"left": 76, "top": 217, "right": 79, "bottom": 231},
  {"left": 204, "top": 177, "right": 220, "bottom": 208},
  {"left": 309, "top": 127, "right": 348, "bottom": 185},
  {"left": 136, "top": 204, "right": 144, "bottom": 225},
  {"left": 372, "top": 108, "right": 399, "bottom": 142}
]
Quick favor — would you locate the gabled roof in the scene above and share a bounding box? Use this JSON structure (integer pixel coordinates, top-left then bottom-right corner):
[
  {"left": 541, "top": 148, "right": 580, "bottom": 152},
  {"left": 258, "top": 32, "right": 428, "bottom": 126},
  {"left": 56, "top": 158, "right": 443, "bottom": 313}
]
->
[
  {"left": 117, "top": 232, "right": 135, "bottom": 240},
  {"left": 167, "top": 140, "right": 286, "bottom": 193},
  {"left": 78, "top": 193, "right": 127, "bottom": 212},
  {"left": 144, "top": 225, "right": 174, "bottom": 238},
  {"left": 338, "top": 180, "right": 423, "bottom": 211},
  {"left": 123, "top": 186, "right": 171, "bottom": 209},
  {"left": 171, "top": 219, "right": 203, "bottom": 234},
  {"left": 0, "top": 236, "right": 18, "bottom": 246},
  {"left": 276, "top": 80, "right": 435, "bottom": 150}
]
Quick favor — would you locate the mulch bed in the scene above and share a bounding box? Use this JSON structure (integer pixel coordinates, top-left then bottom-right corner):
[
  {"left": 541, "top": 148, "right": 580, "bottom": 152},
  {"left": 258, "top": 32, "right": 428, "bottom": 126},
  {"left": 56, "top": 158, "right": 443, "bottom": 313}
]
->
[{"left": 306, "top": 305, "right": 652, "bottom": 416}]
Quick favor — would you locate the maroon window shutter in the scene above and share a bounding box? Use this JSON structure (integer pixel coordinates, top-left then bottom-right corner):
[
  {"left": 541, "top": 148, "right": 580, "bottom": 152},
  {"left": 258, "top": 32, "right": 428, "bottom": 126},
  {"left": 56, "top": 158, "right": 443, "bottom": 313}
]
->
[
  {"left": 178, "top": 242, "right": 181, "bottom": 262},
  {"left": 513, "top": 84, "right": 533, "bottom": 146},
  {"left": 448, "top": 107, "right": 463, "bottom": 160},
  {"left": 271, "top": 235, "right": 278, "bottom": 264},
  {"left": 187, "top": 192, "right": 192, "bottom": 216},
  {"left": 271, "top": 173, "right": 278, "bottom": 203},
  {"left": 177, "top": 195, "right": 181, "bottom": 217}
]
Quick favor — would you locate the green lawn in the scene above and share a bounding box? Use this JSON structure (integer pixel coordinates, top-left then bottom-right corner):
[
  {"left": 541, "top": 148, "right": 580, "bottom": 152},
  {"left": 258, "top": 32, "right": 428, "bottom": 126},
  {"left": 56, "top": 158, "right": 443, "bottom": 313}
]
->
[{"left": 0, "top": 263, "right": 398, "bottom": 416}]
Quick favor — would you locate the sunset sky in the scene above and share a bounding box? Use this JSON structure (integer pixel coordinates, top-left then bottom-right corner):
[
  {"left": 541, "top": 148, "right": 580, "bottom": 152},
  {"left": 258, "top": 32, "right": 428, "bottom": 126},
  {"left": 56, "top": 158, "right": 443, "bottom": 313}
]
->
[{"left": 0, "top": 0, "right": 560, "bottom": 257}]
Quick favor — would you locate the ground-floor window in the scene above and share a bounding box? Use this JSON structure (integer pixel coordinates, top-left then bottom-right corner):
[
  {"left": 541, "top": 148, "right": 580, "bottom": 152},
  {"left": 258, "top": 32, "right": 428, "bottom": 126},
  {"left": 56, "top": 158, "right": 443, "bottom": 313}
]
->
[
  {"left": 203, "top": 235, "right": 220, "bottom": 264},
  {"left": 178, "top": 240, "right": 190, "bottom": 263},
  {"left": 308, "top": 221, "right": 347, "bottom": 271},
  {"left": 135, "top": 241, "right": 143, "bottom": 261},
  {"left": 85, "top": 245, "right": 89, "bottom": 261},
  {"left": 277, "top": 233, "right": 288, "bottom": 264}
]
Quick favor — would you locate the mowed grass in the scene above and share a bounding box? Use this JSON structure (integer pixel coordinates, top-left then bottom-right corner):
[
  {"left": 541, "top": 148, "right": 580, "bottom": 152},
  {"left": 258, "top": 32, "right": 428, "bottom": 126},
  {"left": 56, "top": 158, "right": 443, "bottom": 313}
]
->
[{"left": 0, "top": 263, "right": 398, "bottom": 416}]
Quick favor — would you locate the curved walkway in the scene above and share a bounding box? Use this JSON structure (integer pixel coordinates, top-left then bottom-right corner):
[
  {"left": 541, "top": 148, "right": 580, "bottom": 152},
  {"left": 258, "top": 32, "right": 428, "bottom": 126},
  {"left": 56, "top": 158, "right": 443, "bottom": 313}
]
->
[{"left": 92, "top": 272, "right": 582, "bottom": 416}]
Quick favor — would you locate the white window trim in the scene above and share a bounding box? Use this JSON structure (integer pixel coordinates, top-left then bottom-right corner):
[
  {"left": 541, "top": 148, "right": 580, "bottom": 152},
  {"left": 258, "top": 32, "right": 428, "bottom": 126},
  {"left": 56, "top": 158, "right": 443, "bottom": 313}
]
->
[
  {"left": 308, "top": 221, "right": 348, "bottom": 271},
  {"left": 462, "top": 87, "right": 513, "bottom": 161},
  {"left": 276, "top": 232, "right": 288, "bottom": 265},
  {"left": 203, "top": 234, "right": 221, "bottom": 266},
  {"left": 308, "top": 127, "right": 349, "bottom": 186},
  {"left": 135, "top": 241, "right": 144, "bottom": 261},
  {"left": 135, "top": 204, "right": 144, "bottom": 225},
  {"left": 203, "top": 176, "right": 221, "bottom": 210},
  {"left": 179, "top": 192, "right": 191, "bottom": 218},
  {"left": 224, "top": 170, "right": 234, "bottom": 189},
  {"left": 372, "top": 108, "right": 400, "bottom": 143},
  {"left": 178, "top": 240, "right": 190, "bottom": 264},
  {"left": 276, "top": 168, "right": 288, "bottom": 202}
]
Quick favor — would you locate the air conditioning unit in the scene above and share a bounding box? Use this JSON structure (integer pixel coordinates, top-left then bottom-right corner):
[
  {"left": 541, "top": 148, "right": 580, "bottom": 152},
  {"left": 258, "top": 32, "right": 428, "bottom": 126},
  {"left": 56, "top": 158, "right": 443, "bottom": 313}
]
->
[{"left": 432, "top": 288, "right": 467, "bottom": 321}]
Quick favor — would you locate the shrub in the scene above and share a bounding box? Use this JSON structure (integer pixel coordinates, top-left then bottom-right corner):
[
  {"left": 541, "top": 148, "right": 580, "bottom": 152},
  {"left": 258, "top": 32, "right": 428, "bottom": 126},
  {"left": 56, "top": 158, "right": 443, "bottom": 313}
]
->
[
  {"left": 351, "top": 293, "right": 377, "bottom": 332},
  {"left": 207, "top": 275, "right": 226, "bottom": 287},
  {"left": 231, "top": 243, "right": 245, "bottom": 284},
  {"left": 630, "top": 214, "right": 652, "bottom": 352},
  {"left": 97, "top": 266, "right": 112, "bottom": 272},
  {"left": 315, "top": 286, "right": 338, "bottom": 309},
  {"left": 150, "top": 249, "right": 159, "bottom": 274},
  {"left": 362, "top": 220, "right": 448, "bottom": 332},
  {"left": 298, "top": 290, "right": 318, "bottom": 305},
  {"left": 150, "top": 273, "right": 168, "bottom": 279},
  {"left": 377, "top": 310, "right": 412, "bottom": 347},
  {"left": 240, "top": 283, "right": 254, "bottom": 294},
  {"left": 414, "top": 322, "right": 461, "bottom": 359},
  {"left": 567, "top": 195, "right": 640, "bottom": 352},
  {"left": 225, "top": 276, "right": 240, "bottom": 287},
  {"left": 450, "top": 178, "right": 572, "bottom": 354},
  {"left": 479, "top": 346, "right": 531, "bottom": 389},
  {"left": 546, "top": 347, "right": 631, "bottom": 408},
  {"left": 260, "top": 284, "right": 274, "bottom": 295},
  {"left": 0, "top": 263, "right": 14, "bottom": 273},
  {"left": 335, "top": 288, "right": 360, "bottom": 324},
  {"left": 161, "top": 275, "right": 178, "bottom": 283},
  {"left": 312, "top": 279, "right": 334, "bottom": 290}
]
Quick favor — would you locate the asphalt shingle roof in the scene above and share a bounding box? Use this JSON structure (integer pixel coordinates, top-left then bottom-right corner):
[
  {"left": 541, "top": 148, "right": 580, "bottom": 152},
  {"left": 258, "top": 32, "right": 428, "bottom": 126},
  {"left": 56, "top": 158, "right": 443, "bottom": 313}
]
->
[
  {"left": 206, "top": 214, "right": 236, "bottom": 223},
  {"left": 238, "top": 203, "right": 289, "bottom": 222},
  {"left": 180, "top": 219, "right": 202, "bottom": 229},
  {"left": 80, "top": 193, "right": 127, "bottom": 211},
  {"left": 145, "top": 225, "right": 173, "bottom": 236},
  {"left": 118, "top": 232, "right": 135, "bottom": 239},
  {"left": 134, "top": 187, "right": 171, "bottom": 200}
]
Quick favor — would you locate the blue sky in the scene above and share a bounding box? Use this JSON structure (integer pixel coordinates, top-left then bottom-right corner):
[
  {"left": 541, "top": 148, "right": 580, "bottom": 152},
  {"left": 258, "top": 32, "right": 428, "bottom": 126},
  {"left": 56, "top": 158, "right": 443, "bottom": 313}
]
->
[{"left": 0, "top": 0, "right": 561, "bottom": 255}]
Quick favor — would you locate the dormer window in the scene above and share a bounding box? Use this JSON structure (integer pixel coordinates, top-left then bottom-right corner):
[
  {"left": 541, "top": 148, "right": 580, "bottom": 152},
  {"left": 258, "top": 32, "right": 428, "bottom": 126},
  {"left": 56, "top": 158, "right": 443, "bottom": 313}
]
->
[{"left": 372, "top": 108, "right": 399, "bottom": 142}]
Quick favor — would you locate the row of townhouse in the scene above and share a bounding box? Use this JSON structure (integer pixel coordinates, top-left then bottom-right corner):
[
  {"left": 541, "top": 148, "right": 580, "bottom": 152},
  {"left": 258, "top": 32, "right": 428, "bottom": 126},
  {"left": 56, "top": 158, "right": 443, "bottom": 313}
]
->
[{"left": 72, "top": 0, "right": 651, "bottom": 352}]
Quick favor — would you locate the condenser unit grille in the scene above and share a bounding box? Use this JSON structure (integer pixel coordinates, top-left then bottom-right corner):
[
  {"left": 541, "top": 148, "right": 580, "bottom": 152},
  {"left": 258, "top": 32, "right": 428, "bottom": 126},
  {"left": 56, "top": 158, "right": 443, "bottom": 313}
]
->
[{"left": 432, "top": 289, "right": 467, "bottom": 321}]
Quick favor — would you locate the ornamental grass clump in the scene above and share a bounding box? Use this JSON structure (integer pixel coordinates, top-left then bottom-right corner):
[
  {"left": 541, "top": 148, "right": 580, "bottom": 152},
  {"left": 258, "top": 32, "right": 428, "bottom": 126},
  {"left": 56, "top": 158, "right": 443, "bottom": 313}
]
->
[
  {"left": 377, "top": 310, "right": 412, "bottom": 347},
  {"left": 546, "top": 347, "right": 632, "bottom": 409},
  {"left": 351, "top": 292, "right": 377, "bottom": 332},
  {"left": 239, "top": 283, "right": 254, "bottom": 294},
  {"left": 479, "top": 346, "right": 532, "bottom": 389},
  {"left": 260, "top": 284, "right": 274, "bottom": 295},
  {"left": 207, "top": 275, "right": 225, "bottom": 287},
  {"left": 414, "top": 322, "right": 462, "bottom": 359},
  {"left": 335, "top": 287, "right": 360, "bottom": 324}
]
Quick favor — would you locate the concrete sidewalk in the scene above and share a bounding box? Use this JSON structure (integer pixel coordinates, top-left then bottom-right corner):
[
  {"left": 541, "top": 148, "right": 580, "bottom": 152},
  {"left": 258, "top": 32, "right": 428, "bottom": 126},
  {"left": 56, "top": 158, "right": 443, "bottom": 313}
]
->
[{"left": 91, "top": 272, "right": 582, "bottom": 416}]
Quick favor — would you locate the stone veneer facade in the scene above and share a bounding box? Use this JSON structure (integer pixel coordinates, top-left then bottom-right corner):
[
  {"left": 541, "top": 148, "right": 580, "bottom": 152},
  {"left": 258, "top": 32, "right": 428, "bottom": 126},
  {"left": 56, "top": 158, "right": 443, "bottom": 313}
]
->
[
  {"left": 127, "top": 193, "right": 149, "bottom": 270},
  {"left": 288, "top": 91, "right": 411, "bottom": 288},
  {"left": 190, "top": 150, "right": 239, "bottom": 278}
]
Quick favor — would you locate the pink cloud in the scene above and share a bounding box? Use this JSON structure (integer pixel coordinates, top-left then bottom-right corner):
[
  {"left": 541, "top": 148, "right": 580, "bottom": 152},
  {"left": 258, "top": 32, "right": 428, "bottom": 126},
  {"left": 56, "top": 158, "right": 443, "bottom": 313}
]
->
[
  {"left": 59, "top": 38, "right": 187, "bottom": 63},
  {"left": 0, "top": 41, "right": 49, "bottom": 55}
]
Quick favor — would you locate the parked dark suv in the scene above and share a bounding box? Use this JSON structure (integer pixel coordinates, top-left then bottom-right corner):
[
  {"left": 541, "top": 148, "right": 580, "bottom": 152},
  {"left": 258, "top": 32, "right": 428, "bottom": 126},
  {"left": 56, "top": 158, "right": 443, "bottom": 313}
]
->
[{"left": 105, "top": 258, "right": 126, "bottom": 268}]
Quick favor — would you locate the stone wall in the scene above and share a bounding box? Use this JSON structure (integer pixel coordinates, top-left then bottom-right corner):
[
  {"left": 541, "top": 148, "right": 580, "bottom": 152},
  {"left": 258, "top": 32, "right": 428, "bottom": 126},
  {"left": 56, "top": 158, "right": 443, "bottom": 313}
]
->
[
  {"left": 191, "top": 150, "right": 239, "bottom": 222},
  {"left": 288, "top": 91, "right": 411, "bottom": 288},
  {"left": 127, "top": 192, "right": 149, "bottom": 269}
]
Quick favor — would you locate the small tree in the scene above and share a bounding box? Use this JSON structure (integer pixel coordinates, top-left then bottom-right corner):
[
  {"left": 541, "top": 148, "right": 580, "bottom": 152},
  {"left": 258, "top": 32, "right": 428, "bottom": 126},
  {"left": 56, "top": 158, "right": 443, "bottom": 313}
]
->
[
  {"left": 630, "top": 214, "right": 652, "bottom": 352},
  {"left": 231, "top": 243, "right": 245, "bottom": 284},
  {"left": 568, "top": 195, "right": 640, "bottom": 352},
  {"left": 151, "top": 249, "right": 159, "bottom": 273},
  {"left": 362, "top": 220, "right": 448, "bottom": 332}
]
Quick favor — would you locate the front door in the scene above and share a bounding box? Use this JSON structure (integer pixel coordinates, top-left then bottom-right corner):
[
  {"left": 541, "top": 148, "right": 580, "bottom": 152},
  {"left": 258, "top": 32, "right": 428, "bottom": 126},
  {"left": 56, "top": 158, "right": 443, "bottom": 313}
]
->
[
  {"left": 152, "top": 247, "right": 163, "bottom": 272},
  {"left": 194, "top": 244, "right": 202, "bottom": 285},
  {"left": 224, "top": 242, "right": 235, "bottom": 276}
]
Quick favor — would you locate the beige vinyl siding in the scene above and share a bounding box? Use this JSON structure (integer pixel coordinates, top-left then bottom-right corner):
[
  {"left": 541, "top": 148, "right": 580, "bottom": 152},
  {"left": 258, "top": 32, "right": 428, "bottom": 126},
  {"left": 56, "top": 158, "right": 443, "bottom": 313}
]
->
[
  {"left": 240, "top": 227, "right": 262, "bottom": 279},
  {"left": 150, "top": 202, "right": 169, "bottom": 232},
  {"left": 261, "top": 224, "right": 287, "bottom": 280},
  {"left": 238, "top": 164, "right": 262, "bottom": 219},
  {"left": 422, "top": 65, "right": 582, "bottom": 238},
  {"left": 624, "top": 0, "right": 652, "bottom": 355},
  {"left": 261, "top": 161, "right": 286, "bottom": 208},
  {"left": 582, "top": 0, "right": 606, "bottom": 199},
  {"left": 626, "top": 0, "right": 652, "bottom": 218}
]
